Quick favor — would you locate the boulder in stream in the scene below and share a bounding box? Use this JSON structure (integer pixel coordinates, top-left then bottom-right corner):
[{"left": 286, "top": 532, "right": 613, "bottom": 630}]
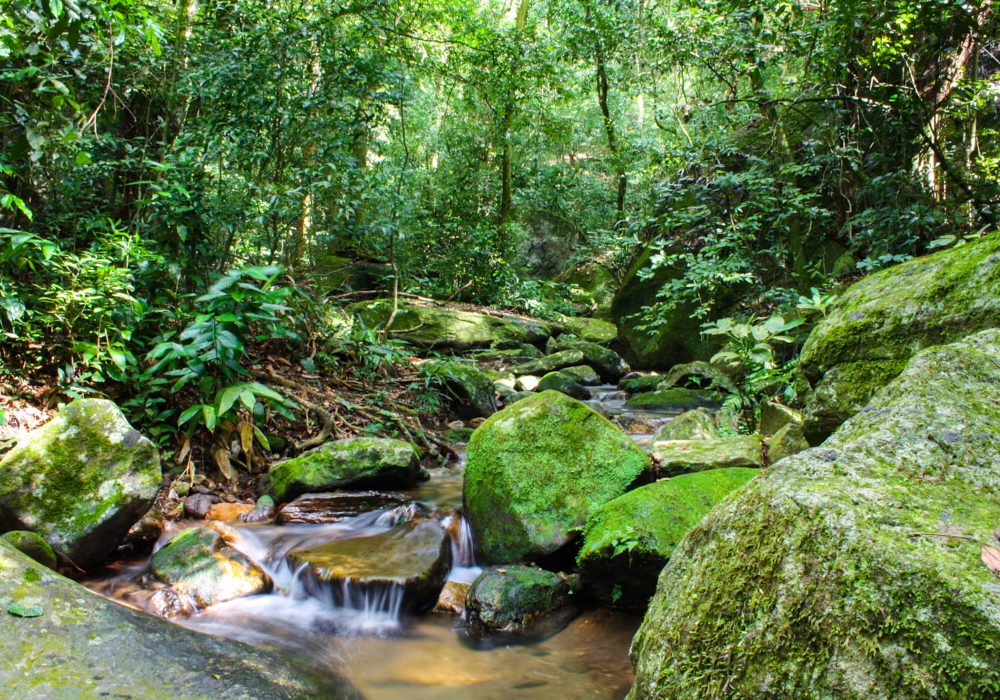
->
[
  {"left": 464, "top": 391, "right": 650, "bottom": 565},
  {"left": 0, "top": 398, "right": 161, "bottom": 569},
  {"left": 536, "top": 371, "right": 592, "bottom": 400},
  {"left": 555, "top": 315, "right": 618, "bottom": 345},
  {"left": 268, "top": 436, "right": 420, "bottom": 503},
  {"left": 434, "top": 580, "right": 471, "bottom": 616},
  {"left": 151, "top": 525, "right": 273, "bottom": 608},
  {"left": 560, "top": 364, "right": 601, "bottom": 386},
  {"left": 466, "top": 565, "right": 579, "bottom": 637},
  {"left": 550, "top": 335, "right": 629, "bottom": 382},
  {"left": 619, "top": 374, "right": 666, "bottom": 394},
  {"left": 420, "top": 360, "right": 497, "bottom": 418},
  {"left": 660, "top": 360, "right": 736, "bottom": 394},
  {"left": 245, "top": 495, "right": 277, "bottom": 523},
  {"left": 624, "top": 388, "right": 722, "bottom": 412},
  {"left": 651, "top": 436, "right": 763, "bottom": 477},
  {"left": 578, "top": 468, "right": 758, "bottom": 609},
  {"left": 651, "top": 409, "right": 719, "bottom": 442},
  {"left": 629, "top": 329, "right": 1000, "bottom": 700},
  {"left": 276, "top": 491, "right": 413, "bottom": 524},
  {"left": 510, "top": 349, "right": 585, "bottom": 376}
]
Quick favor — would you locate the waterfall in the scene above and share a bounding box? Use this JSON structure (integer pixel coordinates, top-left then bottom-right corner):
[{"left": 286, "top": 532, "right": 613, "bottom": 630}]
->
[{"left": 443, "top": 512, "right": 481, "bottom": 584}]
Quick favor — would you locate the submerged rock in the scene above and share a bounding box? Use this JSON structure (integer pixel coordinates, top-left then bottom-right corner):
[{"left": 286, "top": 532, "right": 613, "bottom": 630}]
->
[
  {"left": 767, "top": 422, "right": 810, "bottom": 464},
  {"left": 510, "top": 349, "right": 585, "bottom": 377},
  {"left": 421, "top": 360, "right": 497, "bottom": 418},
  {"left": 464, "top": 391, "right": 649, "bottom": 565},
  {"left": 0, "top": 398, "right": 161, "bottom": 569},
  {"left": 624, "top": 388, "right": 722, "bottom": 412},
  {"left": 276, "top": 491, "right": 412, "bottom": 524},
  {"left": 758, "top": 400, "right": 803, "bottom": 436},
  {"left": 151, "top": 526, "right": 272, "bottom": 608},
  {"left": 651, "top": 436, "right": 763, "bottom": 477},
  {"left": 797, "top": 232, "right": 1000, "bottom": 442},
  {"left": 651, "top": 409, "right": 719, "bottom": 442},
  {"left": 1, "top": 530, "right": 57, "bottom": 569},
  {"left": 289, "top": 520, "right": 450, "bottom": 613},
  {"left": 268, "top": 437, "right": 420, "bottom": 503},
  {"left": 466, "top": 565, "right": 577, "bottom": 636},
  {"left": 207, "top": 502, "right": 254, "bottom": 521},
  {"left": 629, "top": 329, "right": 1000, "bottom": 700},
  {"left": 578, "top": 468, "right": 758, "bottom": 609},
  {"left": 550, "top": 336, "right": 629, "bottom": 382},
  {"left": 0, "top": 538, "right": 347, "bottom": 699},
  {"left": 536, "top": 371, "right": 592, "bottom": 400},
  {"left": 560, "top": 364, "right": 601, "bottom": 386}
]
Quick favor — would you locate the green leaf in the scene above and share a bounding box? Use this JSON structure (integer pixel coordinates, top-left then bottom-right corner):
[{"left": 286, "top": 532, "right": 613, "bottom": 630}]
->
[
  {"left": 178, "top": 404, "right": 202, "bottom": 426},
  {"left": 216, "top": 384, "right": 246, "bottom": 417},
  {"left": 8, "top": 602, "right": 43, "bottom": 618},
  {"left": 202, "top": 405, "right": 217, "bottom": 432},
  {"left": 108, "top": 347, "right": 128, "bottom": 372},
  {"left": 253, "top": 426, "right": 270, "bottom": 451},
  {"left": 75, "top": 151, "right": 92, "bottom": 165}
]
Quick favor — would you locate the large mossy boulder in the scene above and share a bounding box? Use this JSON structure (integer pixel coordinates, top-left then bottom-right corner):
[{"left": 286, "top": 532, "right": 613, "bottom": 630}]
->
[
  {"left": 268, "top": 437, "right": 419, "bottom": 504},
  {"left": 578, "top": 468, "right": 758, "bottom": 609},
  {"left": 536, "top": 371, "right": 592, "bottom": 400},
  {"left": 151, "top": 525, "right": 272, "bottom": 608},
  {"left": 560, "top": 364, "right": 600, "bottom": 386},
  {"left": 421, "top": 360, "right": 497, "bottom": 418},
  {"left": 797, "top": 232, "right": 1000, "bottom": 443},
  {"left": 0, "top": 399, "right": 161, "bottom": 569},
  {"left": 651, "top": 436, "right": 762, "bottom": 476},
  {"left": 651, "top": 409, "right": 719, "bottom": 442},
  {"left": 1, "top": 530, "right": 57, "bottom": 570},
  {"left": 624, "top": 388, "right": 722, "bottom": 412},
  {"left": 619, "top": 374, "right": 666, "bottom": 394},
  {"left": 0, "top": 538, "right": 350, "bottom": 699},
  {"left": 464, "top": 391, "right": 650, "bottom": 565},
  {"left": 289, "top": 520, "right": 450, "bottom": 613},
  {"left": 510, "top": 349, "right": 584, "bottom": 376},
  {"left": 629, "top": 329, "right": 1000, "bottom": 700},
  {"left": 767, "top": 422, "right": 809, "bottom": 464},
  {"left": 350, "top": 300, "right": 550, "bottom": 351},
  {"left": 466, "top": 565, "right": 577, "bottom": 636},
  {"left": 550, "top": 335, "right": 629, "bottom": 382},
  {"left": 660, "top": 360, "right": 736, "bottom": 394},
  {"left": 555, "top": 315, "right": 618, "bottom": 345}
]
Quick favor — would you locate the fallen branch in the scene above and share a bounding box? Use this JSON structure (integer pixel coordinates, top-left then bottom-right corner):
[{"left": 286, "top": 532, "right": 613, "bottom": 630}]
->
[{"left": 906, "top": 532, "right": 973, "bottom": 540}]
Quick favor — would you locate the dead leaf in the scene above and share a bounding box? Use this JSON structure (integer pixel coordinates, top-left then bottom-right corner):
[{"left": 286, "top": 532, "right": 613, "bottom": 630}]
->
[
  {"left": 651, "top": 452, "right": 663, "bottom": 462},
  {"left": 213, "top": 446, "right": 234, "bottom": 482},
  {"left": 239, "top": 422, "right": 254, "bottom": 471},
  {"left": 981, "top": 544, "right": 1000, "bottom": 578},
  {"left": 175, "top": 434, "right": 191, "bottom": 465}
]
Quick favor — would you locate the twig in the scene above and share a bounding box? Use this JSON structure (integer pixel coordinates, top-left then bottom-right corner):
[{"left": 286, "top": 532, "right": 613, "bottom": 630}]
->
[
  {"left": 440, "top": 280, "right": 474, "bottom": 305},
  {"left": 81, "top": 32, "right": 115, "bottom": 137},
  {"left": 906, "top": 532, "right": 973, "bottom": 540}
]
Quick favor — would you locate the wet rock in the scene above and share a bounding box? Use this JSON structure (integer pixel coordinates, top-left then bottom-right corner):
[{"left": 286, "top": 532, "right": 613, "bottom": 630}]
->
[
  {"left": 289, "top": 520, "right": 450, "bottom": 613},
  {"left": 508, "top": 391, "right": 536, "bottom": 403},
  {"left": 441, "top": 427, "right": 475, "bottom": 443},
  {"left": 276, "top": 491, "right": 412, "bottom": 524},
  {"left": 660, "top": 360, "right": 736, "bottom": 394},
  {"left": 464, "top": 391, "right": 649, "bottom": 565},
  {"left": 624, "top": 388, "right": 722, "bottom": 412},
  {"left": 122, "top": 508, "right": 165, "bottom": 552},
  {"left": 758, "top": 400, "right": 803, "bottom": 436},
  {"left": 560, "top": 364, "right": 601, "bottom": 386},
  {"left": 629, "top": 329, "right": 1000, "bottom": 700},
  {"left": 207, "top": 502, "right": 254, "bottom": 521},
  {"left": 268, "top": 437, "right": 420, "bottom": 504},
  {"left": 510, "top": 349, "right": 585, "bottom": 377},
  {"left": 433, "top": 580, "right": 471, "bottom": 615},
  {"left": 466, "top": 565, "right": 578, "bottom": 636},
  {"left": 184, "top": 493, "right": 214, "bottom": 519},
  {"left": 0, "top": 538, "right": 347, "bottom": 699},
  {"left": 555, "top": 316, "right": 618, "bottom": 345},
  {"left": 651, "top": 409, "right": 719, "bottom": 442},
  {"left": 614, "top": 415, "right": 668, "bottom": 436},
  {"left": 244, "top": 495, "right": 277, "bottom": 523},
  {"left": 550, "top": 336, "right": 629, "bottom": 382},
  {"left": 578, "top": 468, "right": 758, "bottom": 609},
  {"left": 151, "top": 526, "right": 273, "bottom": 608},
  {"left": 485, "top": 370, "right": 517, "bottom": 389},
  {"left": 1, "top": 530, "right": 57, "bottom": 570},
  {"left": 0, "top": 399, "right": 161, "bottom": 569},
  {"left": 767, "top": 422, "right": 809, "bottom": 464},
  {"left": 494, "top": 382, "right": 517, "bottom": 400},
  {"left": 618, "top": 374, "right": 664, "bottom": 395},
  {"left": 148, "top": 588, "right": 196, "bottom": 618},
  {"left": 420, "top": 360, "right": 497, "bottom": 418},
  {"left": 515, "top": 375, "right": 541, "bottom": 391},
  {"left": 536, "top": 371, "right": 592, "bottom": 400},
  {"left": 650, "top": 436, "right": 763, "bottom": 477}
]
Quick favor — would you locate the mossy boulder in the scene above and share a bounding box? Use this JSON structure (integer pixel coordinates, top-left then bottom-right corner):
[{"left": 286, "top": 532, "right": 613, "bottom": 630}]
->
[
  {"left": 555, "top": 315, "right": 618, "bottom": 345},
  {"left": 560, "top": 364, "right": 600, "bottom": 386},
  {"left": 510, "top": 349, "right": 584, "bottom": 376},
  {"left": 578, "top": 468, "right": 758, "bottom": 609},
  {"left": 151, "top": 526, "right": 272, "bottom": 608},
  {"left": 651, "top": 436, "right": 763, "bottom": 477},
  {"left": 624, "top": 388, "right": 722, "bottom": 412},
  {"left": 288, "top": 520, "right": 450, "bottom": 613},
  {"left": 629, "top": 329, "right": 1000, "bottom": 700},
  {"left": 619, "top": 374, "right": 666, "bottom": 394},
  {"left": 651, "top": 409, "right": 719, "bottom": 442},
  {"left": 1, "top": 530, "right": 57, "bottom": 569},
  {"left": 767, "top": 422, "right": 809, "bottom": 464},
  {"left": 442, "top": 426, "right": 475, "bottom": 443},
  {"left": 0, "top": 399, "right": 161, "bottom": 569},
  {"left": 350, "top": 300, "right": 550, "bottom": 351},
  {"left": 268, "top": 437, "right": 419, "bottom": 503},
  {"left": 758, "top": 400, "right": 803, "bottom": 435},
  {"left": 797, "top": 232, "right": 1000, "bottom": 443},
  {"left": 550, "top": 335, "right": 629, "bottom": 382},
  {"left": 466, "top": 565, "right": 577, "bottom": 636},
  {"left": 421, "top": 360, "right": 497, "bottom": 418},
  {"left": 464, "top": 391, "right": 650, "bottom": 565},
  {"left": 536, "top": 371, "right": 592, "bottom": 400},
  {"left": 660, "top": 360, "right": 737, "bottom": 394}
]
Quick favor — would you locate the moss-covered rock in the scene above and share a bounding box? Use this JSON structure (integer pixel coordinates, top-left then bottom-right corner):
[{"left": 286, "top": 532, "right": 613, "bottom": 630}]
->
[
  {"left": 350, "top": 300, "right": 550, "bottom": 351},
  {"left": 464, "top": 391, "right": 650, "bottom": 565},
  {"left": 0, "top": 399, "right": 161, "bottom": 569},
  {"left": 536, "top": 371, "right": 592, "bottom": 400},
  {"left": 288, "top": 520, "right": 450, "bottom": 613},
  {"left": 758, "top": 400, "right": 803, "bottom": 435},
  {"left": 619, "top": 374, "right": 666, "bottom": 395},
  {"left": 466, "top": 565, "right": 576, "bottom": 635},
  {"left": 0, "top": 538, "right": 348, "bottom": 698},
  {"left": 660, "top": 360, "right": 736, "bottom": 394},
  {"left": 555, "top": 315, "right": 618, "bottom": 345},
  {"left": 1, "top": 530, "right": 57, "bottom": 569},
  {"left": 767, "top": 422, "right": 809, "bottom": 464},
  {"left": 244, "top": 495, "right": 277, "bottom": 524},
  {"left": 797, "top": 232, "right": 1000, "bottom": 443},
  {"left": 560, "top": 364, "right": 600, "bottom": 386},
  {"left": 650, "top": 436, "right": 763, "bottom": 476},
  {"left": 651, "top": 409, "right": 719, "bottom": 442},
  {"left": 510, "top": 349, "right": 584, "bottom": 376},
  {"left": 421, "top": 360, "right": 497, "bottom": 418},
  {"left": 578, "top": 468, "right": 758, "bottom": 609},
  {"left": 628, "top": 329, "right": 1000, "bottom": 700},
  {"left": 624, "top": 388, "right": 722, "bottom": 412},
  {"left": 268, "top": 437, "right": 419, "bottom": 503},
  {"left": 485, "top": 369, "right": 517, "bottom": 389},
  {"left": 151, "top": 526, "right": 272, "bottom": 608},
  {"left": 550, "top": 335, "right": 629, "bottom": 382},
  {"left": 442, "top": 426, "right": 475, "bottom": 443}
]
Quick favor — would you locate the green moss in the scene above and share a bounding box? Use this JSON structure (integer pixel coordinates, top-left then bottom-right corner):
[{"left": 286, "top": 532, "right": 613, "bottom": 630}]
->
[
  {"left": 464, "top": 390, "right": 650, "bottom": 565},
  {"left": 625, "top": 388, "right": 722, "bottom": 412},
  {"left": 556, "top": 316, "right": 618, "bottom": 345},
  {"left": 421, "top": 360, "right": 497, "bottom": 418},
  {"left": 536, "top": 371, "right": 591, "bottom": 399},
  {"left": 619, "top": 375, "right": 666, "bottom": 394},
  {"left": 23, "top": 567, "right": 40, "bottom": 583},
  {"left": 651, "top": 409, "right": 719, "bottom": 442},
  {"left": 550, "top": 336, "right": 628, "bottom": 382},
  {"left": 466, "top": 565, "right": 573, "bottom": 633},
  {"left": 510, "top": 349, "right": 585, "bottom": 376}
]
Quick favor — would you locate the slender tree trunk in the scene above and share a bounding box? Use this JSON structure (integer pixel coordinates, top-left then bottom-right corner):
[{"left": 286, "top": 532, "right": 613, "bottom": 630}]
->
[
  {"left": 497, "top": 0, "right": 528, "bottom": 227},
  {"left": 595, "top": 42, "right": 626, "bottom": 213}
]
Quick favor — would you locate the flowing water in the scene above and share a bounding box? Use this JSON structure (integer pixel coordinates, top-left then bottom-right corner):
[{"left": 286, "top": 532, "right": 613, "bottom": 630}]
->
[{"left": 84, "top": 386, "right": 679, "bottom": 699}]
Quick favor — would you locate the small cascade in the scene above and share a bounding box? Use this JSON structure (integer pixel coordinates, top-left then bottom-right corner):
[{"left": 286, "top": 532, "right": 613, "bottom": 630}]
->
[{"left": 443, "top": 512, "right": 481, "bottom": 584}]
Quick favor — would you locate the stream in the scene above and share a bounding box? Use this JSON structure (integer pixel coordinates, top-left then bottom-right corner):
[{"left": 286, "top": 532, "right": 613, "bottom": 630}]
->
[{"left": 83, "top": 386, "right": 676, "bottom": 699}]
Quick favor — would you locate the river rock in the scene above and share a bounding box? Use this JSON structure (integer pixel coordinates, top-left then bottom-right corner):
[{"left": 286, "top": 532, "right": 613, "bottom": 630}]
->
[
  {"left": 619, "top": 374, "right": 665, "bottom": 394},
  {"left": 578, "top": 468, "right": 758, "bottom": 609},
  {"left": 510, "top": 349, "right": 585, "bottom": 377},
  {"left": 0, "top": 537, "right": 347, "bottom": 699},
  {"left": 508, "top": 391, "right": 536, "bottom": 403},
  {"left": 464, "top": 391, "right": 650, "bottom": 565},
  {"left": 244, "top": 495, "right": 277, "bottom": 523},
  {"left": 486, "top": 369, "right": 517, "bottom": 389},
  {"left": 555, "top": 316, "right": 618, "bottom": 345},
  {"left": 1, "top": 530, "right": 57, "bottom": 569},
  {"left": 767, "top": 422, "right": 810, "bottom": 464},
  {"left": 536, "top": 371, "right": 592, "bottom": 400},
  {"left": 515, "top": 375, "right": 541, "bottom": 391},
  {"left": 268, "top": 437, "right": 420, "bottom": 503},
  {"left": 121, "top": 508, "right": 165, "bottom": 552},
  {"left": 550, "top": 336, "right": 629, "bottom": 382},
  {"left": 624, "top": 388, "right": 722, "bottom": 412},
  {"left": 560, "top": 364, "right": 601, "bottom": 386},
  {"left": 276, "top": 491, "right": 411, "bottom": 524},
  {"left": 151, "top": 526, "right": 273, "bottom": 608},
  {"left": 651, "top": 436, "right": 763, "bottom": 477},
  {"left": 289, "top": 520, "right": 450, "bottom": 613},
  {"left": 628, "top": 329, "right": 1000, "bottom": 700},
  {"left": 651, "top": 409, "right": 719, "bottom": 442},
  {"left": 660, "top": 360, "right": 736, "bottom": 393},
  {"left": 796, "top": 232, "right": 1000, "bottom": 443},
  {"left": 466, "top": 565, "right": 577, "bottom": 636},
  {"left": 0, "top": 399, "right": 161, "bottom": 569},
  {"left": 207, "top": 502, "right": 254, "bottom": 521},
  {"left": 184, "top": 493, "right": 214, "bottom": 519},
  {"left": 441, "top": 426, "right": 475, "bottom": 443},
  {"left": 758, "top": 400, "right": 803, "bottom": 435},
  {"left": 421, "top": 360, "right": 497, "bottom": 418},
  {"left": 433, "top": 580, "right": 471, "bottom": 615}
]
